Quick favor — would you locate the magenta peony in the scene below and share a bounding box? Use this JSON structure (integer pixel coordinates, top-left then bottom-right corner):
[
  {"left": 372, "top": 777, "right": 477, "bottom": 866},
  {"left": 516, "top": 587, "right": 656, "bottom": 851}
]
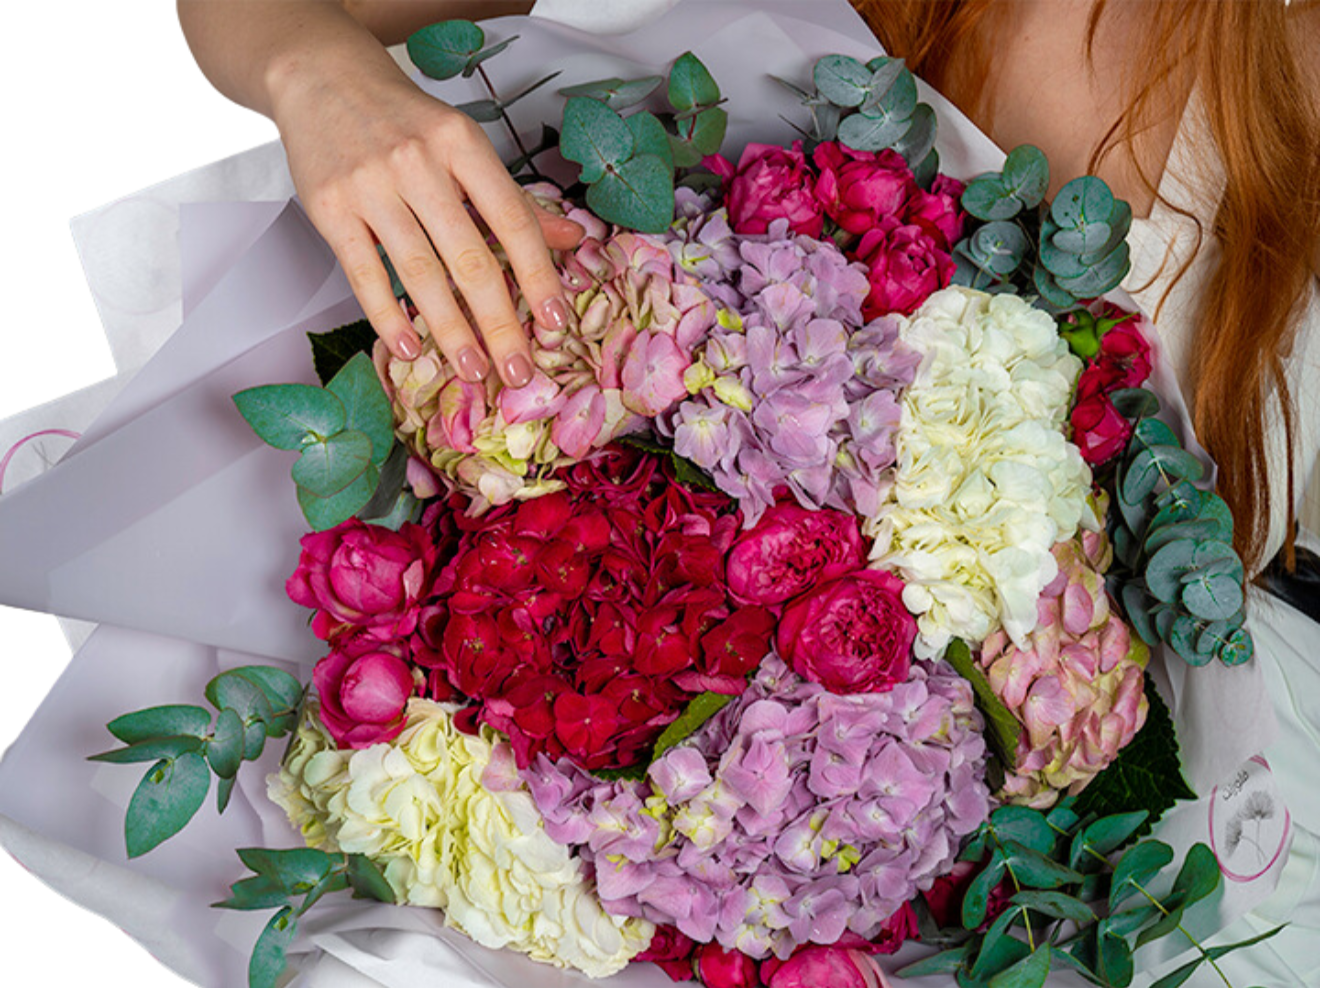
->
[
  {"left": 312, "top": 636, "right": 417, "bottom": 748},
  {"left": 726, "top": 502, "right": 865, "bottom": 609},
  {"left": 707, "top": 142, "right": 824, "bottom": 237},
  {"left": 856, "top": 220, "right": 956, "bottom": 318},
  {"left": 812, "top": 143, "right": 916, "bottom": 236},
  {"left": 695, "top": 942, "right": 760, "bottom": 988},
  {"left": 762, "top": 945, "right": 894, "bottom": 988},
  {"left": 776, "top": 570, "right": 916, "bottom": 693}
]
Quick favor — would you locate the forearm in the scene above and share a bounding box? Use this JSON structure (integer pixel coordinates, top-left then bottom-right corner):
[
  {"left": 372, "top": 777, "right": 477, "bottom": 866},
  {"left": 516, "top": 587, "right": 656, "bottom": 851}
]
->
[{"left": 176, "top": 1, "right": 533, "bottom": 121}]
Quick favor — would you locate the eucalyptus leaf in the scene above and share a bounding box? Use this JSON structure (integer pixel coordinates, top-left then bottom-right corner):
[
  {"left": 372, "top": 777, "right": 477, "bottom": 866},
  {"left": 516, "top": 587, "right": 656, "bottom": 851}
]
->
[
  {"left": 585, "top": 154, "right": 675, "bottom": 233},
  {"left": 859, "top": 68, "right": 917, "bottom": 122},
  {"left": 892, "top": 102, "right": 937, "bottom": 168},
  {"left": 1097, "top": 932, "right": 1134, "bottom": 988},
  {"left": 214, "top": 874, "right": 289, "bottom": 912},
  {"left": 1134, "top": 902, "right": 1188, "bottom": 950},
  {"left": 1069, "top": 811, "right": 1150, "bottom": 868},
  {"left": 626, "top": 112, "right": 675, "bottom": 172},
  {"left": 912, "top": 147, "right": 940, "bottom": 189},
  {"left": 1121, "top": 581, "right": 1157, "bottom": 645},
  {"left": 1000, "top": 145, "right": 1050, "bottom": 209},
  {"left": 1110, "top": 388, "right": 1160, "bottom": 420},
  {"left": 1134, "top": 417, "right": 1180, "bottom": 449},
  {"left": 206, "top": 707, "right": 245, "bottom": 780},
  {"left": 1182, "top": 567, "right": 1245, "bottom": 622},
  {"left": 243, "top": 719, "right": 268, "bottom": 762},
  {"left": 1038, "top": 233, "right": 1089, "bottom": 279},
  {"left": 1109, "top": 840, "right": 1175, "bottom": 909},
  {"left": 89, "top": 735, "right": 205, "bottom": 765},
  {"left": 1079, "top": 199, "right": 1134, "bottom": 266},
  {"left": 971, "top": 222, "right": 1030, "bottom": 277},
  {"left": 406, "top": 20, "right": 484, "bottom": 81},
  {"left": 988, "top": 945, "right": 1051, "bottom": 988},
  {"left": 230, "top": 666, "right": 303, "bottom": 718},
  {"left": 453, "top": 98, "right": 503, "bottom": 123},
  {"left": 292, "top": 430, "right": 374, "bottom": 499},
  {"left": 347, "top": 853, "right": 397, "bottom": 903},
  {"left": 560, "top": 97, "right": 633, "bottom": 184},
  {"left": 969, "top": 909, "right": 1033, "bottom": 981},
  {"left": 838, "top": 109, "right": 910, "bottom": 152},
  {"left": 1054, "top": 242, "right": 1131, "bottom": 298},
  {"left": 1002, "top": 841, "right": 1083, "bottom": 889},
  {"left": 207, "top": 671, "right": 275, "bottom": 725},
  {"left": 1218, "top": 627, "right": 1254, "bottom": 666},
  {"left": 249, "top": 907, "right": 298, "bottom": 988},
  {"left": 297, "top": 462, "right": 380, "bottom": 532},
  {"left": 1009, "top": 891, "right": 1095, "bottom": 924},
  {"left": 1203, "top": 924, "right": 1287, "bottom": 961},
  {"left": 863, "top": 57, "right": 905, "bottom": 105},
  {"left": 1124, "top": 444, "right": 1205, "bottom": 504},
  {"left": 1144, "top": 519, "right": 1220, "bottom": 555},
  {"left": 1053, "top": 220, "right": 1113, "bottom": 256},
  {"left": 358, "top": 443, "right": 412, "bottom": 524},
  {"left": 1148, "top": 957, "right": 1203, "bottom": 988},
  {"left": 1102, "top": 903, "right": 1162, "bottom": 938},
  {"left": 676, "top": 106, "right": 728, "bottom": 158},
  {"left": 813, "top": 54, "right": 872, "bottom": 107},
  {"left": 238, "top": 847, "right": 335, "bottom": 892},
  {"left": 326, "top": 352, "right": 394, "bottom": 466},
  {"left": 126, "top": 752, "right": 210, "bottom": 858},
  {"left": 233, "top": 385, "right": 347, "bottom": 450},
  {"left": 1148, "top": 482, "right": 1205, "bottom": 531},
  {"left": 559, "top": 76, "right": 664, "bottom": 110},
  {"left": 217, "top": 774, "right": 237, "bottom": 815},
  {"left": 1052, "top": 176, "right": 1115, "bottom": 229},
  {"left": 963, "top": 176, "right": 1022, "bottom": 222},
  {"left": 463, "top": 35, "right": 517, "bottom": 75},
  {"left": 990, "top": 805, "right": 1055, "bottom": 855},
  {"left": 1146, "top": 539, "right": 1198, "bottom": 603},
  {"left": 108, "top": 705, "right": 211, "bottom": 745},
  {"left": 962, "top": 851, "right": 1007, "bottom": 928},
  {"left": 896, "top": 945, "right": 972, "bottom": 978},
  {"left": 668, "top": 51, "right": 720, "bottom": 111}
]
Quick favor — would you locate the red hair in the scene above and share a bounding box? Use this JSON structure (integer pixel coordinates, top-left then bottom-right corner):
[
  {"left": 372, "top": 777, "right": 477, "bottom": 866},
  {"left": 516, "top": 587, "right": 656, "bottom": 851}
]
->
[{"left": 854, "top": 0, "right": 1320, "bottom": 572}]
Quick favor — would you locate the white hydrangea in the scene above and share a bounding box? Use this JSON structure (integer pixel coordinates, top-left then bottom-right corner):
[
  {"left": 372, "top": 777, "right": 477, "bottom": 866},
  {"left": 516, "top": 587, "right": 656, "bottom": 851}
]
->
[
  {"left": 269, "top": 699, "right": 654, "bottom": 978},
  {"left": 865, "top": 286, "right": 1090, "bottom": 656}
]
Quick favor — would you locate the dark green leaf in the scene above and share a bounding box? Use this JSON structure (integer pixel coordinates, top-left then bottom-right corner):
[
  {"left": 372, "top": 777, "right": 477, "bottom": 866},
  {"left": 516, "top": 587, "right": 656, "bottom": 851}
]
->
[
  {"left": 990, "top": 806, "right": 1055, "bottom": 855},
  {"left": 668, "top": 52, "right": 720, "bottom": 111},
  {"left": 214, "top": 875, "right": 290, "bottom": 911},
  {"left": 327, "top": 351, "right": 395, "bottom": 466},
  {"left": 1070, "top": 811, "right": 1150, "bottom": 868},
  {"left": 497, "top": 70, "right": 562, "bottom": 111},
  {"left": 1172, "top": 843, "right": 1221, "bottom": 906},
  {"left": 1009, "top": 891, "right": 1094, "bottom": 924},
  {"left": 676, "top": 106, "right": 728, "bottom": 158},
  {"left": 126, "top": 753, "right": 210, "bottom": 858},
  {"left": 989, "top": 944, "right": 1051, "bottom": 988},
  {"left": 1103, "top": 903, "right": 1162, "bottom": 938},
  {"left": 217, "top": 774, "right": 237, "bottom": 814},
  {"left": 1110, "top": 840, "right": 1175, "bottom": 909},
  {"left": 963, "top": 852, "right": 1008, "bottom": 929},
  {"left": 358, "top": 442, "right": 411, "bottom": 526},
  {"left": 945, "top": 640, "right": 1023, "bottom": 770},
  {"left": 249, "top": 907, "right": 298, "bottom": 988},
  {"left": 1001, "top": 145, "right": 1049, "bottom": 209},
  {"left": 347, "top": 854, "right": 396, "bottom": 903},
  {"left": 897, "top": 944, "right": 972, "bottom": 977},
  {"left": 813, "top": 54, "right": 872, "bottom": 107},
  {"left": 892, "top": 102, "right": 937, "bottom": 168},
  {"left": 585, "top": 154, "right": 674, "bottom": 233},
  {"left": 463, "top": 35, "right": 517, "bottom": 75},
  {"left": 558, "top": 75, "right": 664, "bottom": 111},
  {"left": 1134, "top": 417, "right": 1180, "bottom": 449},
  {"left": 1111, "top": 388, "right": 1161, "bottom": 420},
  {"left": 560, "top": 97, "right": 633, "bottom": 184},
  {"left": 1046, "top": 800, "right": 1080, "bottom": 832},
  {"left": 651, "top": 692, "right": 733, "bottom": 761},
  {"left": 453, "top": 98, "right": 503, "bottom": 123},
  {"left": 90, "top": 735, "right": 205, "bottom": 765},
  {"left": 1003, "top": 842, "right": 1084, "bottom": 889},
  {"left": 1149, "top": 957, "right": 1203, "bottom": 988},
  {"left": 1203, "top": 924, "right": 1286, "bottom": 961},
  {"left": 1097, "top": 932, "right": 1134, "bottom": 987},
  {"left": 207, "top": 707, "right": 245, "bottom": 780},
  {"left": 207, "top": 672, "right": 275, "bottom": 724},
  {"left": 308, "top": 320, "right": 377, "bottom": 386},
  {"left": 297, "top": 461, "right": 379, "bottom": 531},
  {"left": 233, "top": 385, "right": 347, "bottom": 450},
  {"left": 406, "top": 20, "right": 483, "bottom": 81},
  {"left": 237, "top": 847, "right": 335, "bottom": 892},
  {"left": 107, "top": 705, "right": 212, "bottom": 745},
  {"left": 626, "top": 112, "right": 675, "bottom": 172},
  {"left": 1135, "top": 902, "right": 1186, "bottom": 949},
  {"left": 1218, "top": 627, "right": 1255, "bottom": 666},
  {"left": 970, "top": 909, "right": 1032, "bottom": 981},
  {"left": 292, "top": 430, "right": 374, "bottom": 498}
]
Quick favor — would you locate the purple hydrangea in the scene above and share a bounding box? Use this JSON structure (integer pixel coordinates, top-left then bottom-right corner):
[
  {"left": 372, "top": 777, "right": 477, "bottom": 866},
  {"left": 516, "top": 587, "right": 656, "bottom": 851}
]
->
[
  {"left": 659, "top": 192, "right": 922, "bottom": 526},
  {"left": 522, "top": 655, "right": 991, "bottom": 959}
]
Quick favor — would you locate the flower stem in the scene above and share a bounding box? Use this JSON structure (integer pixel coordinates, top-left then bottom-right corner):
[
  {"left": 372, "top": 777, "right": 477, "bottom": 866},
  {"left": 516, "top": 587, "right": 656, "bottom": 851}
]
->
[
  {"left": 475, "top": 63, "right": 536, "bottom": 172},
  {"left": 1133, "top": 881, "right": 1235, "bottom": 987}
]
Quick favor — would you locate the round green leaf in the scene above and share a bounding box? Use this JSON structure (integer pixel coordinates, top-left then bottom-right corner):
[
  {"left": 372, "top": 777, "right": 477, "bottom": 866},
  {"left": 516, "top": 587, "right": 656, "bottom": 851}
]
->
[
  {"left": 813, "top": 54, "right": 872, "bottom": 107},
  {"left": 891, "top": 102, "right": 937, "bottom": 168},
  {"left": 1053, "top": 220, "right": 1112, "bottom": 256},
  {"left": 206, "top": 707, "right": 244, "bottom": 780},
  {"left": 838, "top": 108, "right": 910, "bottom": 152},
  {"left": 1171, "top": 842, "right": 1221, "bottom": 906},
  {"left": 1146, "top": 539, "right": 1197, "bottom": 603},
  {"left": 292, "top": 429, "right": 374, "bottom": 498},
  {"left": 1033, "top": 262, "right": 1076, "bottom": 307},
  {"left": 971, "top": 221, "right": 1029, "bottom": 276},
  {"left": 963, "top": 175, "right": 1021, "bottom": 221},
  {"left": 1080, "top": 199, "right": 1133, "bottom": 266},
  {"left": 1110, "top": 839, "right": 1175, "bottom": 909},
  {"left": 559, "top": 76, "right": 664, "bottom": 110},
  {"left": 207, "top": 671, "right": 275, "bottom": 724},
  {"left": 1001, "top": 145, "right": 1050, "bottom": 209},
  {"left": 627, "top": 112, "right": 675, "bottom": 172},
  {"left": 1055, "top": 242, "right": 1131, "bottom": 298},
  {"left": 1145, "top": 518, "right": 1220, "bottom": 555},
  {"left": 89, "top": 735, "right": 205, "bottom": 765},
  {"left": 297, "top": 461, "right": 380, "bottom": 532},
  {"left": 1149, "top": 481, "right": 1204, "bottom": 530},
  {"left": 668, "top": 51, "right": 720, "bottom": 111},
  {"left": 1182, "top": 569, "right": 1244, "bottom": 621},
  {"left": 1218, "top": 627, "right": 1255, "bottom": 666},
  {"left": 1052, "top": 176, "right": 1115, "bottom": 229},
  {"left": 328, "top": 352, "right": 396, "bottom": 466},
  {"left": 406, "top": 20, "right": 484, "bottom": 80},
  {"left": 990, "top": 805, "right": 1055, "bottom": 854},
  {"left": 1169, "top": 614, "right": 1211, "bottom": 665},
  {"left": 1039, "top": 235, "right": 1089, "bottom": 279},
  {"left": 859, "top": 68, "right": 917, "bottom": 121},
  {"left": 863, "top": 57, "right": 905, "bottom": 106},
  {"left": 232, "top": 385, "right": 347, "bottom": 450},
  {"left": 676, "top": 106, "right": 728, "bottom": 158},
  {"left": 1134, "top": 417, "right": 1180, "bottom": 452},
  {"left": 560, "top": 97, "right": 634, "bottom": 184},
  {"left": 1198, "top": 492, "right": 1236, "bottom": 540},
  {"left": 244, "top": 719, "right": 268, "bottom": 761},
  {"left": 108, "top": 704, "right": 211, "bottom": 744},
  {"left": 1110, "top": 388, "right": 1161, "bottom": 420},
  {"left": 228, "top": 666, "right": 304, "bottom": 717},
  {"left": 585, "top": 154, "right": 675, "bottom": 233},
  {"left": 347, "top": 853, "right": 397, "bottom": 904},
  {"left": 125, "top": 752, "right": 210, "bottom": 858},
  {"left": 1124, "top": 444, "right": 1205, "bottom": 504}
]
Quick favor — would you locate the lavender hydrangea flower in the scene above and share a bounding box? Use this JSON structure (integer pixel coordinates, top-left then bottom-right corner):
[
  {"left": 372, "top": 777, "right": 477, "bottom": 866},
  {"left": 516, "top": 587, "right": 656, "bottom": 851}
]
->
[
  {"left": 522, "top": 654, "right": 990, "bottom": 959},
  {"left": 660, "top": 192, "right": 921, "bottom": 526}
]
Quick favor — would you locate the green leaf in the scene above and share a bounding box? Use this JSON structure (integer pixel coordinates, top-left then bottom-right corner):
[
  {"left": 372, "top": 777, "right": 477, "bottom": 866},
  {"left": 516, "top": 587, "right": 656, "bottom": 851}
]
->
[
  {"left": 1103, "top": 903, "right": 1162, "bottom": 938},
  {"left": 1146, "top": 539, "right": 1198, "bottom": 603},
  {"left": 249, "top": 907, "right": 298, "bottom": 988},
  {"left": 560, "top": 97, "right": 633, "bottom": 184},
  {"left": 676, "top": 106, "right": 728, "bottom": 158},
  {"left": 989, "top": 945, "right": 1050, "bottom": 988},
  {"left": 1052, "top": 176, "right": 1115, "bottom": 229},
  {"left": 1134, "top": 417, "right": 1180, "bottom": 449},
  {"left": 1146, "top": 518, "right": 1220, "bottom": 555},
  {"left": 327, "top": 351, "right": 395, "bottom": 466},
  {"left": 292, "top": 429, "right": 374, "bottom": 498},
  {"left": 969, "top": 221, "right": 1030, "bottom": 277},
  {"left": 813, "top": 54, "right": 872, "bottom": 107},
  {"left": 207, "top": 671, "right": 275, "bottom": 725},
  {"left": 233, "top": 385, "right": 347, "bottom": 450},
  {"left": 496, "top": 70, "right": 563, "bottom": 111},
  {"left": 1001, "top": 145, "right": 1050, "bottom": 209},
  {"left": 1183, "top": 568, "right": 1245, "bottom": 622},
  {"left": 1171, "top": 842, "right": 1221, "bottom": 906},
  {"left": 217, "top": 774, "right": 237, "bottom": 814},
  {"left": 238, "top": 847, "right": 335, "bottom": 892},
  {"left": 464, "top": 35, "right": 517, "bottom": 75},
  {"left": 651, "top": 692, "right": 733, "bottom": 761},
  {"left": 1097, "top": 932, "right": 1134, "bottom": 987},
  {"left": 1054, "top": 243, "right": 1131, "bottom": 298},
  {"left": 358, "top": 442, "right": 411, "bottom": 526},
  {"left": 1135, "top": 902, "right": 1186, "bottom": 949},
  {"left": 970, "top": 909, "right": 1032, "bottom": 981},
  {"left": 559, "top": 75, "right": 664, "bottom": 111},
  {"left": 892, "top": 102, "right": 937, "bottom": 169},
  {"left": 626, "top": 112, "right": 675, "bottom": 172},
  {"left": 108, "top": 705, "right": 212, "bottom": 745},
  {"left": 1125, "top": 446, "right": 1206, "bottom": 505},
  {"left": 1121, "top": 580, "right": 1158, "bottom": 645},
  {"left": 1003, "top": 841, "right": 1084, "bottom": 889},
  {"left": 1009, "top": 891, "right": 1095, "bottom": 924},
  {"left": 206, "top": 707, "right": 245, "bottom": 780},
  {"left": 243, "top": 719, "right": 268, "bottom": 762},
  {"left": 229, "top": 666, "right": 304, "bottom": 718},
  {"left": 990, "top": 806, "right": 1055, "bottom": 855},
  {"left": 668, "top": 51, "right": 720, "bottom": 111},
  {"left": 897, "top": 945, "right": 972, "bottom": 978},
  {"left": 125, "top": 752, "right": 211, "bottom": 858},
  {"left": 346, "top": 854, "right": 396, "bottom": 903},
  {"left": 1149, "top": 957, "right": 1203, "bottom": 988},
  {"left": 945, "top": 640, "right": 1023, "bottom": 772},
  {"left": 1203, "top": 924, "right": 1286, "bottom": 961},
  {"left": 297, "top": 461, "right": 380, "bottom": 531},
  {"left": 1053, "top": 220, "right": 1113, "bottom": 256},
  {"left": 308, "top": 320, "right": 377, "bottom": 386},
  {"left": 453, "top": 98, "right": 503, "bottom": 123},
  {"left": 585, "top": 154, "right": 675, "bottom": 233},
  {"left": 214, "top": 875, "right": 291, "bottom": 912},
  {"left": 838, "top": 109, "right": 911, "bottom": 152},
  {"left": 1070, "top": 811, "right": 1150, "bottom": 868},
  {"left": 406, "top": 20, "right": 484, "bottom": 80},
  {"left": 1218, "top": 626, "right": 1255, "bottom": 666},
  {"left": 1110, "top": 840, "right": 1175, "bottom": 910},
  {"left": 1033, "top": 262, "right": 1076, "bottom": 307},
  {"left": 1072, "top": 680, "right": 1195, "bottom": 828},
  {"left": 963, "top": 851, "right": 1007, "bottom": 928},
  {"left": 89, "top": 735, "right": 205, "bottom": 765},
  {"left": 1111, "top": 388, "right": 1161, "bottom": 420}
]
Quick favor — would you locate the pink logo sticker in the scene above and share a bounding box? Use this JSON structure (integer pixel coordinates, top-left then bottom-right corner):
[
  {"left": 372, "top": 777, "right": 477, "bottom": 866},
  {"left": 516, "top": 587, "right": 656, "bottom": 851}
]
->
[{"left": 1209, "top": 756, "right": 1291, "bottom": 883}]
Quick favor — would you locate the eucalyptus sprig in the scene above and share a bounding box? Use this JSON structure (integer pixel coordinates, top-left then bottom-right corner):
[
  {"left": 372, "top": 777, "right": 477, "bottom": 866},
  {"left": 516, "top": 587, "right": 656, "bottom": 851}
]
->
[
  {"left": 1103, "top": 388, "right": 1255, "bottom": 668},
  {"left": 215, "top": 847, "right": 395, "bottom": 988},
  {"left": 89, "top": 666, "right": 304, "bottom": 858},
  {"left": 901, "top": 802, "right": 1283, "bottom": 988}
]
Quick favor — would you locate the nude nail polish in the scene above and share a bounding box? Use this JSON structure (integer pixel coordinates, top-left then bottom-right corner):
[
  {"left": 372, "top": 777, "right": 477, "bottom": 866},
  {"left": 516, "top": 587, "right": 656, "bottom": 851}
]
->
[
  {"left": 504, "top": 352, "right": 534, "bottom": 388},
  {"left": 397, "top": 334, "right": 422, "bottom": 359},
  {"left": 541, "top": 297, "right": 570, "bottom": 331},
  {"left": 457, "top": 346, "right": 489, "bottom": 381}
]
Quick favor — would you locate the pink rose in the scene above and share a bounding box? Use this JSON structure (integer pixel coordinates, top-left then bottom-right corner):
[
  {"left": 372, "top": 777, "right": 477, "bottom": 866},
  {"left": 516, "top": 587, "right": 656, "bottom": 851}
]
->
[
  {"left": 726, "top": 502, "right": 865, "bottom": 610},
  {"left": 637, "top": 925, "right": 697, "bottom": 982},
  {"left": 1071, "top": 393, "right": 1132, "bottom": 466},
  {"left": 904, "top": 174, "right": 967, "bottom": 247},
  {"left": 710, "top": 142, "right": 824, "bottom": 237},
  {"left": 286, "top": 519, "right": 437, "bottom": 642},
  {"left": 777, "top": 570, "right": 916, "bottom": 693},
  {"left": 313, "top": 636, "right": 417, "bottom": 748},
  {"left": 813, "top": 142, "right": 916, "bottom": 236},
  {"left": 856, "top": 220, "right": 955, "bottom": 318},
  {"left": 762, "top": 946, "right": 894, "bottom": 988},
  {"left": 695, "top": 943, "right": 759, "bottom": 988}
]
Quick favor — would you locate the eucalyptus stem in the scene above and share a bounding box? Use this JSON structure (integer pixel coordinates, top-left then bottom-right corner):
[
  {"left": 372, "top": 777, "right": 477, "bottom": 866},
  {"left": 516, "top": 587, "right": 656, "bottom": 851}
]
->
[
  {"left": 1133, "top": 881, "right": 1235, "bottom": 988},
  {"left": 475, "top": 63, "right": 536, "bottom": 172}
]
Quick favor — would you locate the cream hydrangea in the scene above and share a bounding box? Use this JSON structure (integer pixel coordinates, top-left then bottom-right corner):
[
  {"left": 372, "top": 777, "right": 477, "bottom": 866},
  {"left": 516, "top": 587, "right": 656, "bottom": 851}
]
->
[
  {"left": 269, "top": 698, "right": 654, "bottom": 978},
  {"left": 865, "top": 286, "right": 1091, "bottom": 656}
]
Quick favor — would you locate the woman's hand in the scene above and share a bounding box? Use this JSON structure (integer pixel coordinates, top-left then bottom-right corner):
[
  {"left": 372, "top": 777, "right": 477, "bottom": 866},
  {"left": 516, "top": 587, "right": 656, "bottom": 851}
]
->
[{"left": 272, "top": 58, "right": 583, "bottom": 385}]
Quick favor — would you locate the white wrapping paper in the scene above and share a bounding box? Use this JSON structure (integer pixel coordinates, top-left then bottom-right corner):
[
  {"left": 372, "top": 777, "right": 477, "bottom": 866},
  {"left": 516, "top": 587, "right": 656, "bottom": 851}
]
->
[{"left": 0, "top": 2, "right": 1308, "bottom": 985}]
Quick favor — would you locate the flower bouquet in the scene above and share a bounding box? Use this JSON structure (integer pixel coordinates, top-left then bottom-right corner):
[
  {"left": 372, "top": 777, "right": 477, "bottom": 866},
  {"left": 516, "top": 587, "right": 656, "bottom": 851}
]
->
[{"left": 0, "top": 4, "right": 1295, "bottom": 988}]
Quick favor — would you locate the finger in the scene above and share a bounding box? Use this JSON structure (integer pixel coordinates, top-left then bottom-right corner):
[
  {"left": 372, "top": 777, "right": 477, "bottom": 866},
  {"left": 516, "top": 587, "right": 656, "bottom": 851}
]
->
[
  {"left": 534, "top": 203, "right": 586, "bottom": 251},
  {"left": 457, "top": 153, "right": 576, "bottom": 337},
  {"left": 332, "top": 223, "right": 422, "bottom": 360},
  {"left": 370, "top": 198, "right": 491, "bottom": 383}
]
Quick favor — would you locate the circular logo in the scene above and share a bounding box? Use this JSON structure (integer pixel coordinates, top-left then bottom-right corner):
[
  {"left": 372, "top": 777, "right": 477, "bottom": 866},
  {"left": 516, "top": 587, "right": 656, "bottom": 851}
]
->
[{"left": 1209, "top": 756, "right": 1291, "bottom": 883}]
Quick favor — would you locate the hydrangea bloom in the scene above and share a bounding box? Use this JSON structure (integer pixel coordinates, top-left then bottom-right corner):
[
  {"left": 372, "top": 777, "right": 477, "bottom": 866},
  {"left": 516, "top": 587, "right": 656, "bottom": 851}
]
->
[
  {"left": 523, "top": 655, "right": 990, "bottom": 960},
  {"left": 864, "top": 286, "right": 1091, "bottom": 656},
  {"left": 375, "top": 186, "right": 716, "bottom": 511},
  {"left": 269, "top": 698, "right": 654, "bottom": 977},
  {"left": 660, "top": 192, "right": 921, "bottom": 525},
  {"left": 979, "top": 494, "right": 1149, "bottom": 807}
]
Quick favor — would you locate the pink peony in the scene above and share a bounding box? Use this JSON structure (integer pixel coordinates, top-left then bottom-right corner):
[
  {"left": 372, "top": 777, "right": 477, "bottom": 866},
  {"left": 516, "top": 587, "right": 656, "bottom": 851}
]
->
[
  {"left": 777, "top": 570, "right": 916, "bottom": 693},
  {"left": 856, "top": 220, "right": 955, "bottom": 318},
  {"left": 812, "top": 142, "right": 916, "bottom": 236},
  {"left": 726, "top": 502, "right": 866, "bottom": 610},
  {"left": 710, "top": 142, "right": 824, "bottom": 237},
  {"left": 312, "top": 636, "right": 417, "bottom": 748},
  {"left": 637, "top": 925, "right": 697, "bottom": 982},
  {"left": 285, "top": 518, "right": 437, "bottom": 641},
  {"left": 762, "top": 946, "right": 894, "bottom": 988},
  {"left": 695, "top": 943, "right": 759, "bottom": 988},
  {"left": 905, "top": 174, "right": 967, "bottom": 247}
]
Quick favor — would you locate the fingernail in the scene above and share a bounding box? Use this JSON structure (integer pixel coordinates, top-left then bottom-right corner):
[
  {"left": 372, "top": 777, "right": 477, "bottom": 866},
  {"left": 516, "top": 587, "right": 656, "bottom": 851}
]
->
[
  {"left": 540, "top": 297, "right": 570, "bottom": 332},
  {"left": 503, "top": 352, "right": 534, "bottom": 388},
  {"left": 457, "top": 346, "right": 489, "bottom": 381},
  {"left": 397, "top": 333, "right": 422, "bottom": 360}
]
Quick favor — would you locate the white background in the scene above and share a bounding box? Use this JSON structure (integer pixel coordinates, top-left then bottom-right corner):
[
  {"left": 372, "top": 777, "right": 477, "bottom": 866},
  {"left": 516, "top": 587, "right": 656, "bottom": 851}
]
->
[{"left": 0, "top": 2, "right": 273, "bottom": 984}]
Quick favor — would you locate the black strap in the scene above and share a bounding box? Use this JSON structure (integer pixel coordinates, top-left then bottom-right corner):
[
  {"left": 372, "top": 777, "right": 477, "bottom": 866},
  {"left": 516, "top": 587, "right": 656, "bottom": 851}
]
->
[{"left": 1259, "top": 544, "right": 1320, "bottom": 623}]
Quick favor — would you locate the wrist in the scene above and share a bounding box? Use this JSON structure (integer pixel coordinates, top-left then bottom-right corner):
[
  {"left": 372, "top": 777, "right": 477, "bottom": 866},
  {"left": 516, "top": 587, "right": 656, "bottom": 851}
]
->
[{"left": 265, "top": 27, "right": 407, "bottom": 126}]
